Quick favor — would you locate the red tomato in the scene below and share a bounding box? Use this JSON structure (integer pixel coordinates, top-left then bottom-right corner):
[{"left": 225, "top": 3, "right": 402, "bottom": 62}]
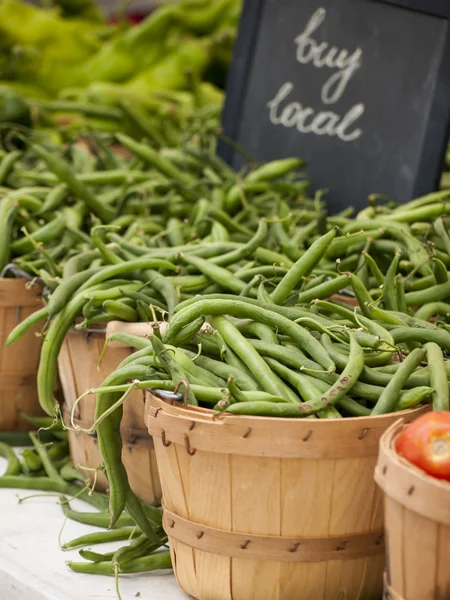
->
[{"left": 395, "top": 412, "right": 450, "bottom": 482}]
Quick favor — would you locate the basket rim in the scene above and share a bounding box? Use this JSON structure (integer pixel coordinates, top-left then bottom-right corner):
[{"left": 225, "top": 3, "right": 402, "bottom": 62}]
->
[
  {"left": 146, "top": 389, "right": 428, "bottom": 424},
  {"left": 146, "top": 392, "right": 429, "bottom": 460}
]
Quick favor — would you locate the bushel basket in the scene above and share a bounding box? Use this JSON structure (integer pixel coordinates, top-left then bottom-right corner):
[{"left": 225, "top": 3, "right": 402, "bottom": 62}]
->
[{"left": 146, "top": 391, "right": 428, "bottom": 600}]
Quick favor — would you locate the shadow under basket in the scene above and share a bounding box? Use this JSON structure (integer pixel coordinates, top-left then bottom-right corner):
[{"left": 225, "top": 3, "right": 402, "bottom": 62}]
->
[
  {"left": 375, "top": 420, "right": 450, "bottom": 600},
  {"left": 0, "top": 278, "right": 44, "bottom": 431},
  {"left": 58, "top": 326, "right": 161, "bottom": 505},
  {"left": 146, "top": 391, "right": 428, "bottom": 600}
]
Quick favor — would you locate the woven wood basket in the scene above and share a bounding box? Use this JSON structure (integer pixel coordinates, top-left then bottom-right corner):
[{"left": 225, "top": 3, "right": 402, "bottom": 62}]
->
[
  {"left": 0, "top": 278, "right": 44, "bottom": 430},
  {"left": 58, "top": 322, "right": 162, "bottom": 504},
  {"left": 375, "top": 420, "right": 450, "bottom": 600},
  {"left": 146, "top": 392, "right": 428, "bottom": 600}
]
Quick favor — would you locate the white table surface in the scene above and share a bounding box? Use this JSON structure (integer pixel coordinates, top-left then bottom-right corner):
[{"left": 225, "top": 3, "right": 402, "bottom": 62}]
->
[{"left": 0, "top": 457, "right": 188, "bottom": 600}]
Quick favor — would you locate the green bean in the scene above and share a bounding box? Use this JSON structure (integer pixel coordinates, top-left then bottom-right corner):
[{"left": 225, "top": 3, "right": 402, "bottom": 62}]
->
[
  {"left": 120, "top": 100, "right": 165, "bottom": 147},
  {"left": 0, "top": 442, "right": 21, "bottom": 476},
  {"left": 167, "top": 299, "right": 335, "bottom": 371},
  {"left": 15, "top": 193, "right": 43, "bottom": 213},
  {"left": 47, "top": 267, "right": 102, "bottom": 317},
  {"left": 37, "top": 183, "right": 68, "bottom": 215},
  {"left": 171, "top": 347, "right": 225, "bottom": 388},
  {"left": 395, "top": 275, "right": 408, "bottom": 314},
  {"left": 211, "top": 219, "right": 268, "bottom": 267},
  {"left": 210, "top": 316, "right": 299, "bottom": 402},
  {"left": 67, "top": 550, "right": 171, "bottom": 574},
  {"left": 0, "top": 150, "right": 21, "bottom": 185},
  {"left": 271, "top": 229, "right": 337, "bottom": 304},
  {"left": 227, "top": 377, "right": 288, "bottom": 404},
  {"left": 387, "top": 202, "right": 450, "bottom": 223},
  {"left": 121, "top": 289, "right": 165, "bottom": 311},
  {"left": 393, "top": 190, "right": 450, "bottom": 213},
  {"left": 405, "top": 280, "right": 450, "bottom": 306},
  {"left": 150, "top": 336, "right": 196, "bottom": 405},
  {"left": 257, "top": 282, "right": 275, "bottom": 304},
  {"left": 247, "top": 158, "right": 304, "bottom": 183},
  {"left": 6, "top": 305, "right": 48, "bottom": 346},
  {"left": 253, "top": 247, "right": 293, "bottom": 268},
  {"left": 144, "top": 269, "right": 179, "bottom": 317},
  {"left": 383, "top": 249, "right": 402, "bottom": 311},
  {"left": 320, "top": 333, "right": 428, "bottom": 388},
  {"left": 62, "top": 250, "right": 100, "bottom": 279},
  {"left": 325, "top": 230, "right": 383, "bottom": 259},
  {"left": 180, "top": 253, "right": 247, "bottom": 294},
  {"left": 295, "top": 372, "right": 371, "bottom": 417},
  {"left": 396, "top": 387, "right": 433, "bottom": 411},
  {"left": 425, "top": 342, "right": 450, "bottom": 411},
  {"left": 296, "top": 274, "right": 351, "bottom": 304},
  {"left": 212, "top": 331, "right": 255, "bottom": 378},
  {"left": 224, "top": 401, "right": 309, "bottom": 417},
  {"left": 415, "top": 302, "right": 450, "bottom": 321},
  {"left": 31, "top": 144, "right": 114, "bottom": 223},
  {"left": 363, "top": 252, "right": 385, "bottom": 287},
  {"left": 79, "top": 549, "right": 115, "bottom": 563},
  {"left": 37, "top": 283, "right": 112, "bottom": 415},
  {"left": 207, "top": 207, "right": 253, "bottom": 237},
  {"left": 112, "top": 532, "right": 165, "bottom": 568},
  {"left": 371, "top": 348, "right": 427, "bottom": 415},
  {"left": 432, "top": 257, "right": 449, "bottom": 285},
  {"left": 0, "top": 197, "right": 18, "bottom": 269},
  {"left": 103, "top": 300, "right": 138, "bottom": 322},
  {"left": 391, "top": 327, "right": 450, "bottom": 352},
  {"left": 93, "top": 366, "right": 154, "bottom": 530},
  {"left": 91, "top": 226, "right": 122, "bottom": 265},
  {"left": 182, "top": 351, "right": 259, "bottom": 391},
  {"left": 116, "top": 133, "right": 195, "bottom": 187},
  {"left": 236, "top": 321, "right": 279, "bottom": 345},
  {"left": 61, "top": 497, "right": 136, "bottom": 528},
  {"left": 406, "top": 274, "right": 436, "bottom": 292},
  {"left": 12, "top": 215, "right": 66, "bottom": 255},
  {"left": 62, "top": 528, "right": 141, "bottom": 551}
]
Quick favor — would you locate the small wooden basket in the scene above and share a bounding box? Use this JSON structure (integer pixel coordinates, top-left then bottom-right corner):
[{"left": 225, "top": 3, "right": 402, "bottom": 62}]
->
[
  {"left": 58, "top": 322, "right": 162, "bottom": 504},
  {"left": 375, "top": 420, "right": 450, "bottom": 600},
  {"left": 0, "top": 278, "right": 44, "bottom": 431},
  {"left": 146, "top": 392, "right": 427, "bottom": 600}
]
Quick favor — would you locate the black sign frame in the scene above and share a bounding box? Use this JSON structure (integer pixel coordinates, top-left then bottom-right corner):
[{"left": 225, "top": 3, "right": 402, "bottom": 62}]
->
[{"left": 218, "top": 0, "right": 450, "bottom": 206}]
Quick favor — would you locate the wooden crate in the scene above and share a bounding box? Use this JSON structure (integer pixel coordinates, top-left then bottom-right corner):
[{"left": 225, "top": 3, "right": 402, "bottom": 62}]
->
[
  {"left": 375, "top": 420, "right": 450, "bottom": 600},
  {"left": 0, "top": 278, "right": 44, "bottom": 431},
  {"left": 58, "top": 325, "right": 161, "bottom": 505},
  {"left": 146, "top": 392, "right": 427, "bottom": 600}
]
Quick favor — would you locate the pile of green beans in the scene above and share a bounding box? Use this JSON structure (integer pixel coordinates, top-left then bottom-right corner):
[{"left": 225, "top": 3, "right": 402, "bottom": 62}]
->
[{"left": 4, "top": 128, "right": 450, "bottom": 555}]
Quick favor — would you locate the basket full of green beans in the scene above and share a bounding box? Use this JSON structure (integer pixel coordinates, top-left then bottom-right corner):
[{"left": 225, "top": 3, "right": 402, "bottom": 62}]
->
[{"left": 146, "top": 387, "right": 426, "bottom": 600}]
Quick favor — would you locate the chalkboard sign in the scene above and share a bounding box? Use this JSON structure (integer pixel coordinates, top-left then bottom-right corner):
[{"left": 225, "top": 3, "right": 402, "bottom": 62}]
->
[{"left": 219, "top": 0, "right": 450, "bottom": 213}]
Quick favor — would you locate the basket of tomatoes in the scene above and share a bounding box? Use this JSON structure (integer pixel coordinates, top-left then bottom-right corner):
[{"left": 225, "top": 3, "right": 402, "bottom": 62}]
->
[{"left": 375, "top": 413, "right": 450, "bottom": 600}]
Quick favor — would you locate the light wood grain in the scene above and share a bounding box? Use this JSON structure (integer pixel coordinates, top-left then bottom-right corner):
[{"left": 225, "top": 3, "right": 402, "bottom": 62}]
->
[
  {"left": 0, "top": 279, "right": 44, "bottom": 431},
  {"left": 376, "top": 420, "right": 450, "bottom": 600},
  {"left": 58, "top": 327, "right": 160, "bottom": 504},
  {"left": 147, "top": 393, "right": 423, "bottom": 600}
]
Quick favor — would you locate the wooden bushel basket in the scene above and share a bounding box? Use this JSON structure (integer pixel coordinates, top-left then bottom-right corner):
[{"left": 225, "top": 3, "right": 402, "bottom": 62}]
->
[
  {"left": 58, "top": 322, "right": 162, "bottom": 505},
  {"left": 0, "top": 278, "right": 44, "bottom": 430},
  {"left": 375, "top": 420, "right": 450, "bottom": 600},
  {"left": 146, "top": 392, "right": 428, "bottom": 600}
]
